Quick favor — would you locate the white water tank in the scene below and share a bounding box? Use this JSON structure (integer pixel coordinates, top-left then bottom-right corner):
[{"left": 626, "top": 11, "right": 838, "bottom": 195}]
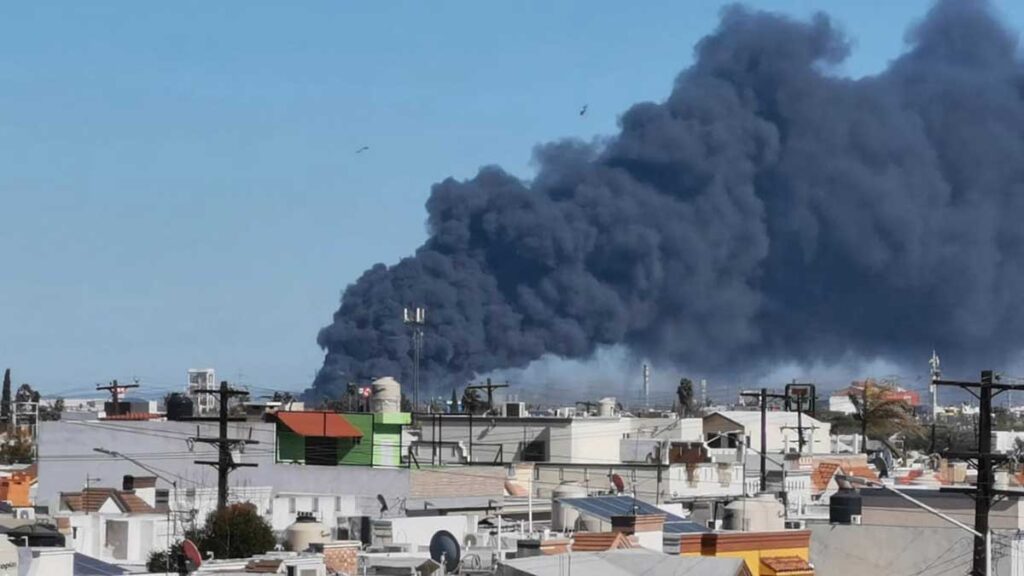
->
[
  {"left": 372, "top": 377, "right": 402, "bottom": 413},
  {"left": 722, "top": 493, "right": 785, "bottom": 532},
  {"left": 551, "top": 482, "right": 588, "bottom": 532},
  {"left": 598, "top": 398, "right": 617, "bottom": 417},
  {"left": 286, "top": 513, "right": 330, "bottom": 552}
]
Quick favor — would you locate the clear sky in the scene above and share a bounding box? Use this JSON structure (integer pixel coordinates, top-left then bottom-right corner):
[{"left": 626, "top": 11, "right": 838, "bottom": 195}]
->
[{"left": 2, "top": 1, "right": 1022, "bottom": 398}]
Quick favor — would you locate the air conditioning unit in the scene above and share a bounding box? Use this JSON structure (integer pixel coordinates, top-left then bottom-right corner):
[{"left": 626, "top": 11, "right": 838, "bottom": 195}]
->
[
  {"left": 851, "top": 514, "right": 862, "bottom": 525},
  {"left": 706, "top": 519, "right": 722, "bottom": 530},
  {"left": 555, "top": 407, "right": 577, "bottom": 418},
  {"left": 503, "top": 402, "right": 526, "bottom": 418}
]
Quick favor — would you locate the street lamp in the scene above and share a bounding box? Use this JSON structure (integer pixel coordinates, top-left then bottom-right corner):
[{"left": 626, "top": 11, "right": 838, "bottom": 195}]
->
[{"left": 837, "top": 474, "right": 989, "bottom": 576}]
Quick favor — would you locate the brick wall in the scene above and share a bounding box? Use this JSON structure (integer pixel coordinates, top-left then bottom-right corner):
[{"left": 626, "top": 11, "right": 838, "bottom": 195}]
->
[{"left": 322, "top": 541, "right": 361, "bottom": 576}]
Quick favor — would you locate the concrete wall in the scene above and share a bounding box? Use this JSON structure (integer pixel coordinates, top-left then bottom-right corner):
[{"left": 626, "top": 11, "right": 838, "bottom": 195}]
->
[
  {"left": 37, "top": 420, "right": 411, "bottom": 518},
  {"left": 810, "top": 523, "right": 1019, "bottom": 576},
  {"left": 860, "top": 488, "right": 1023, "bottom": 530},
  {"left": 532, "top": 462, "right": 744, "bottom": 502}
]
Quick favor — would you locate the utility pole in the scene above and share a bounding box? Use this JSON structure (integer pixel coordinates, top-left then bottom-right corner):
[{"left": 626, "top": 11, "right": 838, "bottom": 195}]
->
[
  {"left": 403, "top": 306, "right": 427, "bottom": 411},
  {"left": 465, "top": 378, "right": 509, "bottom": 414},
  {"left": 96, "top": 379, "right": 139, "bottom": 416},
  {"left": 933, "top": 369, "right": 1024, "bottom": 576},
  {"left": 190, "top": 381, "right": 258, "bottom": 511},
  {"left": 739, "top": 388, "right": 787, "bottom": 493},
  {"left": 861, "top": 383, "right": 868, "bottom": 454}
]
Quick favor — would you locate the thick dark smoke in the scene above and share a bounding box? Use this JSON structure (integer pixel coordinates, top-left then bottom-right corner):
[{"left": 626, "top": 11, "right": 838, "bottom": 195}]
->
[{"left": 308, "top": 0, "right": 1024, "bottom": 401}]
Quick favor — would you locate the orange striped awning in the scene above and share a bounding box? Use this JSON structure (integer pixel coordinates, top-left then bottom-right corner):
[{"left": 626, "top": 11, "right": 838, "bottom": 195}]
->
[{"left": 276, "top": 412, "right": 363, "bottom": 438}]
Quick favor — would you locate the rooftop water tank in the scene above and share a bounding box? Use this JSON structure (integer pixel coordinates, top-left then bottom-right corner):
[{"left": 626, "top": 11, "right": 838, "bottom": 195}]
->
[
  {"left": 722, "top": 493, "right": 785, "bottom": 532},
  {"left": 598, "top": 398, "right": 617, "bottom": 417},
  {"left": 286, "top": 513, "right": 330, "bottom": 553},
  {"left": 551, "top": 482, "right": 587, "bottom": 532},
  {"left": 829, "top": 488, "right": 862, "bottom": 524},
  {"left": 166, "top": 393, "right": 194, "bottom": 421},
  {"left": 371, "top": 377, "right": 402, "bottom": 413}
]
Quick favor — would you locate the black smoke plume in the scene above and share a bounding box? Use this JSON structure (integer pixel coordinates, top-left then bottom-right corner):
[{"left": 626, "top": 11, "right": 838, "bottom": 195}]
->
[{"left": 309, "top": 0, "right": 1024, "bottom": 401}]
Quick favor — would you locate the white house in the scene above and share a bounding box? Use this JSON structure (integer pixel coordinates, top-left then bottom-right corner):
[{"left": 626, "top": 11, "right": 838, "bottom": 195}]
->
[{"left": 703, "top": 411, "right": 832, "bottom": 455}]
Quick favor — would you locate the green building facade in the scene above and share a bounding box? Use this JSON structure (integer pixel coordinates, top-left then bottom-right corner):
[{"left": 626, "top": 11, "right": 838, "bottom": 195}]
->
[{"left": 276, "top": 411, "right": 410, "bottom": 467}]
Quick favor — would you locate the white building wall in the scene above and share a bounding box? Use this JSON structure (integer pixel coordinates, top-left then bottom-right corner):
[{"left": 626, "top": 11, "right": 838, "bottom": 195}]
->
[
  {"left": 569, "top": 419, "right": 628, "bottom": 464},
  {"left": 37, "top": 420, "right": 410, "bottom": 520}
]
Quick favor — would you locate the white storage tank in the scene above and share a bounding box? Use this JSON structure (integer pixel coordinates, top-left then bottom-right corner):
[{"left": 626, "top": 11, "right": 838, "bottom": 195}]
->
[
  {"left": 598, "top": 397, "right": 617, "bottom": 417},
  {"left": 551, "top": 482, "right": 588, "bottom": 532},
  {"left": 372, "top": 377, "right": 402, "bottom": 413},
  {"left": 722, "top": 493, "right": 785, "bottom": 532},
  {"left": 286, "top": 513, "right": 331, "bottom": 552}
]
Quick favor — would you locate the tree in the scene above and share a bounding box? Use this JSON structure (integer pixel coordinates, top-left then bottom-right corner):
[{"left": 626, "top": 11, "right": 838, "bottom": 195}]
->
[
  {"left": 193, "top": 503, "right": 276, "bottom": 559},
  {"left": 39, "top": 398, "right": 64, "bottom": 422},
  {"left": 676, "top": 378, "right": 697, "bottom": 417},
  {"left": 849, "top": 381, "right": 923, "bottom": 443},
  {"left": 0, "top": 436, "right": 34, "bottom": 464},
  {"left": 1, "top": 369, "right": 10, "bottom": 425},
  {"left": 461, "top": 388, "right": 487, "bottom": 415},
  {"left": 146, "top": 541, "right": 187, "bottom": 573}
]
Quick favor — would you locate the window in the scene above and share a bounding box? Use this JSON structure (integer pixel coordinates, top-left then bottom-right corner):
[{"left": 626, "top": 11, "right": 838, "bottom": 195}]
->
[
  {"left": 155, "top": 489, "right": 169, "bottom": 506},
  {"left": 288, "top": 498, "right": 296, "bottom": 513},
  {"left": 312, "top": 497, "right": 319, "bottom": 513},
  {"left": 521, "top": 440, "right": 546, "bottom": 462},
  {"left": 334, "top": 496, "right": 341, "bottom": 512}
]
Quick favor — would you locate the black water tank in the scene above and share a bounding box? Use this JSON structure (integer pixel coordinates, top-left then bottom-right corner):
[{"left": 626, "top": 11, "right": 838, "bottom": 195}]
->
[
  {"left": 166, "top": 393, "right": 194, "bottom": 421},
  {"left": 830, "top": 488, "right": 862, "bottom": 524}
]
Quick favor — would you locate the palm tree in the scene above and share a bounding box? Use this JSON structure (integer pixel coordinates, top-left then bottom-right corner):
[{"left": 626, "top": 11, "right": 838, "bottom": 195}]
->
[{"left": 849, "top": 381, "right": 922, "bottom": 449}]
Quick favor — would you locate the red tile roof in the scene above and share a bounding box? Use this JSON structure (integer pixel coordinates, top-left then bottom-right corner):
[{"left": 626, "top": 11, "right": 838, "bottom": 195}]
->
[
  {"left": 60, "top": 488, "right": 157, "bottom": 514},
  {"left": 277, "top": 412, "right": 363, "bottom": 438},
  {"left": 571, "top": 532, "right": 636, "bottom": 552},
  {"left": 761, "top": 555, "right": 814, "bottom": 574},
  {"left": 101, "top": 413, "right": 162, "bottom": 421},
  {"left": 811, "top": 463, "right": 840, "bottom": 494}
]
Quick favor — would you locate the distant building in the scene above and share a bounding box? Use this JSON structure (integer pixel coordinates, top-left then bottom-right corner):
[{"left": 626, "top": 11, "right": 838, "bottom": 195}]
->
[
  {"left": 186, "top": 368, "right": 217, "bottom": 417},
  {"left": 829, "top": 380, "right": 920, "bottom": 415},
  {"left": 703, "top": 411, "right": 832, "bottom": 455}
]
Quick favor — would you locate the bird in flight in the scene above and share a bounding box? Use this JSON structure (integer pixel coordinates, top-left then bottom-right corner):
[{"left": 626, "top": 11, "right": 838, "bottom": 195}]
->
[
  {"left": 355, "top": 146, "right": 370, "bottom": 154},
  {"left": 579, "top": 104, "right": 588, "bottom": 116}
]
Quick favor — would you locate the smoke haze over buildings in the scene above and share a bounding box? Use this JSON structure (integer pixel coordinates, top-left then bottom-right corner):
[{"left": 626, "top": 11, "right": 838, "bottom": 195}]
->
[{"left": 308, "top": 0, "right": 1024, "bottom": 401}]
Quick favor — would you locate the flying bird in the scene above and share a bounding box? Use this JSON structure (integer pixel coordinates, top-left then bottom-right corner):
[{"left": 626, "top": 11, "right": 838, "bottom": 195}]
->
[
  {"left": 579, "top": 104, "right": 588, "bottom": 116},
  {"left": 355, "top": 146, "right": 370, "bottom": 154}
]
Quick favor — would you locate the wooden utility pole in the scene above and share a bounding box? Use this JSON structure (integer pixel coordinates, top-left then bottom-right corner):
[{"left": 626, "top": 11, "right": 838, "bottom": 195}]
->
[
  {"left": 933, "top": 370, "right": 1024, "bottom": 576},
  {"left": 465, "top": 378, "right": 509, "bottom": 414},
  {"left": 739, "top": 388, "right": 787, "bottom": 493},
  {"left": 96, "top": 379, "right": 139, "bottom": 416},
  {"left": 190, "top": 381, "right": 259, "bottom": 511}
]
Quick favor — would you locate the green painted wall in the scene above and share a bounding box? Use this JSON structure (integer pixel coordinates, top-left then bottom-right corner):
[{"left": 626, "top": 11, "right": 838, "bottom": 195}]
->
[
  {"left": 275, "top": 412, "right": 408, "bottom": 467},
  {"left": 337, "top": 413, "right": 374, "bottom": 466},
  {"left": 278, "top": 428, "right": 305, "bottom": 463}
]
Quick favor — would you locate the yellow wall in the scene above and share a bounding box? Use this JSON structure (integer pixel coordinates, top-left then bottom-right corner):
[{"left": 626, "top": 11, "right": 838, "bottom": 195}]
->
[{"left": 682, "top": 546, "right": 811, "bottom": 576}]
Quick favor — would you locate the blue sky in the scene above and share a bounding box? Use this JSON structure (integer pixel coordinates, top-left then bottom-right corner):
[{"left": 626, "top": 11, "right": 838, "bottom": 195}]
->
[{"left": 2, "top": 1, "right": 1022, "bottom": 397}]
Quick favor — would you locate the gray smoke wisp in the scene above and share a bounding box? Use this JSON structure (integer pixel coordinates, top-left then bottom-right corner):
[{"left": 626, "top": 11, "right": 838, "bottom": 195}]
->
[{"left": 308, "top": 0, "right": 1024, "bottom": 401}]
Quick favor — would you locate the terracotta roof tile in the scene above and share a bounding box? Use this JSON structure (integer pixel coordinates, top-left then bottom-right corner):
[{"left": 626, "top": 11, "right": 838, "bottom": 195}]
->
[
  {"left": 60, "top": 487, "right": 156, "bottom": 514},
  {"left": 101, "top": 413, "right": 162, "bottom": 421},
  {"left": 116, "top": 492, "right": 156, "bottom": 514},
  {"left": 761, "top": 555, "right": 814, "bottom": 574},
  {"left": 571, "top": 532, "right": 635, "bottom": 552},
  {"left": 811, "top": 463, "right": 840, "bottom": 494}
]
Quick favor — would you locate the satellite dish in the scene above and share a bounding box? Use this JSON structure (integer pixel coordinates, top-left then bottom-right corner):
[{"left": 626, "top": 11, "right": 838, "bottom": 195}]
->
[
  {"left": 611, "top": 474, "right": 625, "bottom": 494},
  {"left": 377, "top": 494, "right": 389, "bottom": 517},
  {"left": 429, "top": 530, "right": 461, "bottom": 572},
  {"left": 182, "top": 539, "right": 203, "bottom": 569}
]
